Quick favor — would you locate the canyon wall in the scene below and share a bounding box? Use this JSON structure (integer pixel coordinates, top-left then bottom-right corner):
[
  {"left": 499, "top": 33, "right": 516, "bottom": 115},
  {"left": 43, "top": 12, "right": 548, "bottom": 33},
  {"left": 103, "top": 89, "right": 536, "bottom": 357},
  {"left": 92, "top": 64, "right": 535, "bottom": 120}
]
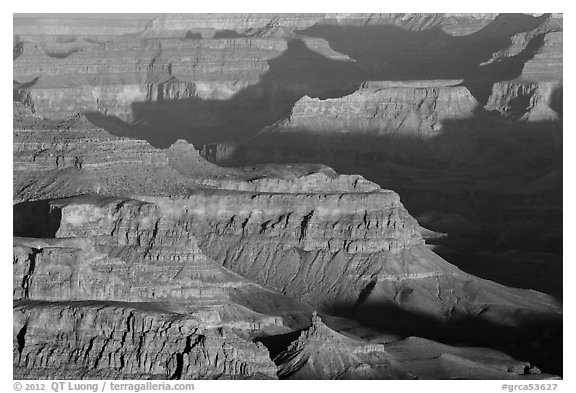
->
[{"left": 13, "top": 13, "right": 563, "bottom": 379}]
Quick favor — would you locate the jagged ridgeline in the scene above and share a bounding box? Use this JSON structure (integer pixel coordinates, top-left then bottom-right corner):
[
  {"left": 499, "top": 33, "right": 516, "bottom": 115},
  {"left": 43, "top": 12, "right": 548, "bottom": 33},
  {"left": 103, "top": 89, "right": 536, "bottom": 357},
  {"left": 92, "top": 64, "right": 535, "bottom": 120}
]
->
[{"left": 13, "top": 13, "right": 562, "bottom": 380}]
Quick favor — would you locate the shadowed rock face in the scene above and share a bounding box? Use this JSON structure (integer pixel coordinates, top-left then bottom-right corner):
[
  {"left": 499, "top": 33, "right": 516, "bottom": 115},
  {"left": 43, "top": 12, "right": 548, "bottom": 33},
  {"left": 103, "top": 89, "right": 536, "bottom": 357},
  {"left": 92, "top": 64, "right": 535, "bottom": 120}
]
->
[
  {"left": 200, "top": 80, "right": 561, "bottom": 275},
  {"left": 14, "top": 13, "right": 561, "bottom": 146},
  {"left": 13, "top": 115, "right": 561, "bottom": 378},
  {"left": 273, "top": 313, "right": 546, "bottom": 380},
  {"left": 13, "top": 13, "right": 562, "bottom": 379}
]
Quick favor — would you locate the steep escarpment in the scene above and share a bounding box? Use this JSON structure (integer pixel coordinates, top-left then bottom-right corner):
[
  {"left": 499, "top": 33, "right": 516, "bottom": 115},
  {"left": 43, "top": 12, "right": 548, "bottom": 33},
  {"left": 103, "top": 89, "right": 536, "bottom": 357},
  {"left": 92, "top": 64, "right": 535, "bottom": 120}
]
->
[
  {"left": 201, "top": 77, "right": 562, "bottom": 298},
  {"left": 15, "top": 147, "right": 559, "bottom": 330},
  {"left": 200, "top": 83, "right": 484, "bottom": 165},
  {"left": 203, "top": 79, "right": 560, "bottom": 164},
  {"left": 274, "top": 313, "right": 409, "bottom": 379},
  {"left": 481, "top": 15, "right": 562, "bottom": 81},
  {"left": 13, "top": 198, "right": 313, "bottom": 328},
  {"left": 298, "top": 13, "right": 551, "bottom": 84},
  {"left": 140, "top": 13, "right": 325, "bottom": 38},
  {"left": 13, "top": 188, "right": 315, "bottom": 378},
  {"left": 14, "top": 301, "right": 277, "bottom": 379},
  {"left": 480, "top": 14, "right": 562, "bottom": 120},
  {"left": 485, "top": 81, "right": 561, "bottom": 121},
  {"left": 13, "top": 21, "right": 359, "bottom": 127},
  {"left": 13, "top": 127, "right": 196, "bottom": 202},
  {"left": 13, "top": 157, "right": 561, "bottom": 377},
  {"left": 260, "top": 83, "right": 478, "bottom": 139},
  {"left": 273, "top": 313, "right": 547, "bottom": 380},
  {"left": 13, "top": 15, "right": 151, "bottom": 42},
  {"left": 13, "top": 119, "right": 562, "bottom": 378},
  {"left": 13, "top": 111, "right": 561, "bottom": 325},
  {"left": 13, "top": 13, "right": 563, "bottom": 379},
  {"left": 14, "top": 13, "right": 561, "bottom": 146}
]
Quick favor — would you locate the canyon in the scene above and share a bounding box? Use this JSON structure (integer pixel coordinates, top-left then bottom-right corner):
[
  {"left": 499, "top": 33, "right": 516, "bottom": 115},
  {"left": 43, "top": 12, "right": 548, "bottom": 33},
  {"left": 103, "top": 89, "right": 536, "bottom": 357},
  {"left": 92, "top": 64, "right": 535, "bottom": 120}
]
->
[{"left": 13, "top": 13, "right": 562, "bottom": 380}]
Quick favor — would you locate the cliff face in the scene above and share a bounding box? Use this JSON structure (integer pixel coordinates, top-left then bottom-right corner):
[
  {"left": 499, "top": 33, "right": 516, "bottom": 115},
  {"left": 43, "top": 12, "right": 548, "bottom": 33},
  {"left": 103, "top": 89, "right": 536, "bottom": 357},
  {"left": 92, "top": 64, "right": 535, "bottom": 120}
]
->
[
  {"left": 486, "top": 81, "right": 561, "bottom": 121},
  {"left": 13, "top": 112, "right": 562, "bottom": 378},
  {"left": 13, "top": 173, "right": 317, "bottom": 379},
  {"left": 273, "top": 313, "right": 544, "bottom": 380},
  {"left": 13, "top": 13, "right": 562, "bottom": 379},
  {"left": 13, "top": 15, "right": 150, "bottom": 41},
  {"left": 13, "top": 121, "right": 560, "bottom": 326},
  {"left": 260, "top": 84, "right": 478, "bottom": 139},
  {"left": 141, "top": 13, "right": 325, "bottom": 38},
  {"left": 15, "top": 13, "right": 561, "bottom": 144},
  {"left": 14, "top": 301, "right": 277, "bottom": 380},
  {"left": 482, "top": 15, "right": 562, "bottom": 81},
  {"left": 13, "top": 27, "right": 356, "bottom": 123},
  {"left": 201, "top": 79, "right": 562, "bottom": 298}
]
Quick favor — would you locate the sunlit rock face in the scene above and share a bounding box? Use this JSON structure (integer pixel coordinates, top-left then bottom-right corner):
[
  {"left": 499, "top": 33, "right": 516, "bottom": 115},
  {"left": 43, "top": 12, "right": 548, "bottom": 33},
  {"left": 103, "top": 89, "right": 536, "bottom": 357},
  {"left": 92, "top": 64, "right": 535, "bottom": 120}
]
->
[
  {"left": 140, "top": 13, "right": 326, "bottom": 38},
  {"left": 14, "top": 301, "right": 279, "bottom": 380},
  {"left": 197, "top": 13, "right": 562, "bottom": 306},
  {"left": 13, "top": 13, "right": 562, "bottom": 380},
  {"left": 13, "top": 14, "right": 354, "bottom": 124}
]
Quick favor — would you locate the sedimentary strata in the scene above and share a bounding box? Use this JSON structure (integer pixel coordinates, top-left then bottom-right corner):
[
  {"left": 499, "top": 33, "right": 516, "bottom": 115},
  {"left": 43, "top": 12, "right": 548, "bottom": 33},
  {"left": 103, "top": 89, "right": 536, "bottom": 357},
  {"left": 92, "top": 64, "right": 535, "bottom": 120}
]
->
[{"left": 12, "top": 13, "right": 563, "bottom": 379}]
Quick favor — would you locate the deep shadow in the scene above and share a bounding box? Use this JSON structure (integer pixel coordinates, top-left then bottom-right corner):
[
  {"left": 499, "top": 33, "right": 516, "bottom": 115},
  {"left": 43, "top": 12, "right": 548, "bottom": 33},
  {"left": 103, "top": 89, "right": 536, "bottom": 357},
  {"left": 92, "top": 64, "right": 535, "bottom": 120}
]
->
[
  {"left": 81, "top": 14, "right": 554, "bottom": 149},
  {"left": 13, "top": 200, "right": 62, "bottom": 238},
  {"left": 324, "top": 300, "right": 562, "bottom": 376},
  {"left": 213, "top": 29, "right": 247, "bottom": 38},
  {"left": 255, "top": 329, "right": 303, "bottom": 360},
  {"left": 44, "top": 48, "right": 83, "bottom": 59},
  {"left": 14, "top": 77, "right": 39, "bottom": 101},
  {"left": 254, "top": 300, "right": 562, "bottom": 377},
  {"left": 13, "top": 35, "right": 23, "bottom": 60},
  {"left": 200, "top": 107, "right": 562, "bottom": 298},
  {"left": 86, "top": 38, "right": 367, "bottom": 147},
  {"left": 550, "top": 85, "right": 563, "bottom": 115},
  {"left": 212, "top": 112, "right": 562, "bottom": 376},
  {"left": 83, "top": 37, "right": 105, "bottom": 44},
  {"left": 297, "top": 13, "right": 552, "bottom": 105},
  {"left": 466, "top": 33, "right": 547, "bottom": 104},
  {"left": 184, "top": 31, "right": 202, "bottom": 39}
]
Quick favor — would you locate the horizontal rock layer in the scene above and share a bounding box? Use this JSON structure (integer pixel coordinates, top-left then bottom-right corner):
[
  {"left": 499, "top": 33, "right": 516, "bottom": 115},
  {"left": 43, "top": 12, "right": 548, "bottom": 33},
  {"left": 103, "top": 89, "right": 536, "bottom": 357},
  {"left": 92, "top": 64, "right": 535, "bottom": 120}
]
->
[
  {"left": 13, "top": 13, "right": 563, "bottom": 379},
  {"left": 14, "top": 301, "right": 277, "bottom": 379},
  {"left": 274, "top": 313, "right": 549, "bottom": 379},
  {"left": 260, "top": 84, "right": 479, "bottom": 138},
  {"left": 14, "top": 36, "right": 356, "bottom": 122}
]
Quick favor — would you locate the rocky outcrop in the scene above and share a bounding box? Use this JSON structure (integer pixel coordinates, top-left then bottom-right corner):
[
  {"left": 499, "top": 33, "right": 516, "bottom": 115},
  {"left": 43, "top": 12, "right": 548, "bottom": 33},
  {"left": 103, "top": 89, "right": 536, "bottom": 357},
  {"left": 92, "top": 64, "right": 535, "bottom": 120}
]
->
[
  {"left": 13, "top": 128, "right": 197, "bottom": 202},
  {"left": 273, "top": 313, "right": 549, "bottom": 379},
  {"left": 141, "top": 14, "right": 325, "bottom": 39},
  {"left": 14, "top": 117, "right": 560, "bottom": 321},
  {"left": 13, "top": 13, "right": 563, "bottom": 379},
  {"left": 13, "top": 15, "right": 150, "bottom": 41},
  {"left": 260, "top": 84, "right": 479, "bottom": 139},
  {"left": 14, "top": 129, "right": 168, "bottom": 172},
  {"left": 485, "top": 81, "right": 561, "bottom": 121},
  {"left": 15, "top": 151, "right": 559, "bottom": 328},
  {"left": 13, "top": 31, "right": 358, "bottom": 122},
  {"left": 14, "top": 301, "right": 277, "bottom": 379},
  {"left": 12, "top": 187, "right": 316, "bottom": 379},
  {"left": 275, "top": 313, "right": 408, "bottom": 379},
  {"left": 481, "top": 15, "right": 562, "bottom": 81},
  {"left": 478, "top": 15, "right": 562, "bottom": 120},
  {"left": 13, "top": 113, "right": 562, "bottom": 377},
  {"left": 199, "top": 83, "right": 484, "bottom": 166}
]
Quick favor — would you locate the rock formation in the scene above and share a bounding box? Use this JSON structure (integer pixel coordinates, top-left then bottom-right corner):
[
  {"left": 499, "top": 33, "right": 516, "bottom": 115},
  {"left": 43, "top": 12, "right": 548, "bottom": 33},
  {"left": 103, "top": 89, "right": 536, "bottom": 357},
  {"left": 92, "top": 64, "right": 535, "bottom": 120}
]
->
[
  {"left": 198, "top": 12, "right": 562, "bottom": 302},
  {"left": 13, "top": 13, "right": 562, "bottom": 379},
  {"left": 273, "top": 313, "right": 547, "bottom": 379}
]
